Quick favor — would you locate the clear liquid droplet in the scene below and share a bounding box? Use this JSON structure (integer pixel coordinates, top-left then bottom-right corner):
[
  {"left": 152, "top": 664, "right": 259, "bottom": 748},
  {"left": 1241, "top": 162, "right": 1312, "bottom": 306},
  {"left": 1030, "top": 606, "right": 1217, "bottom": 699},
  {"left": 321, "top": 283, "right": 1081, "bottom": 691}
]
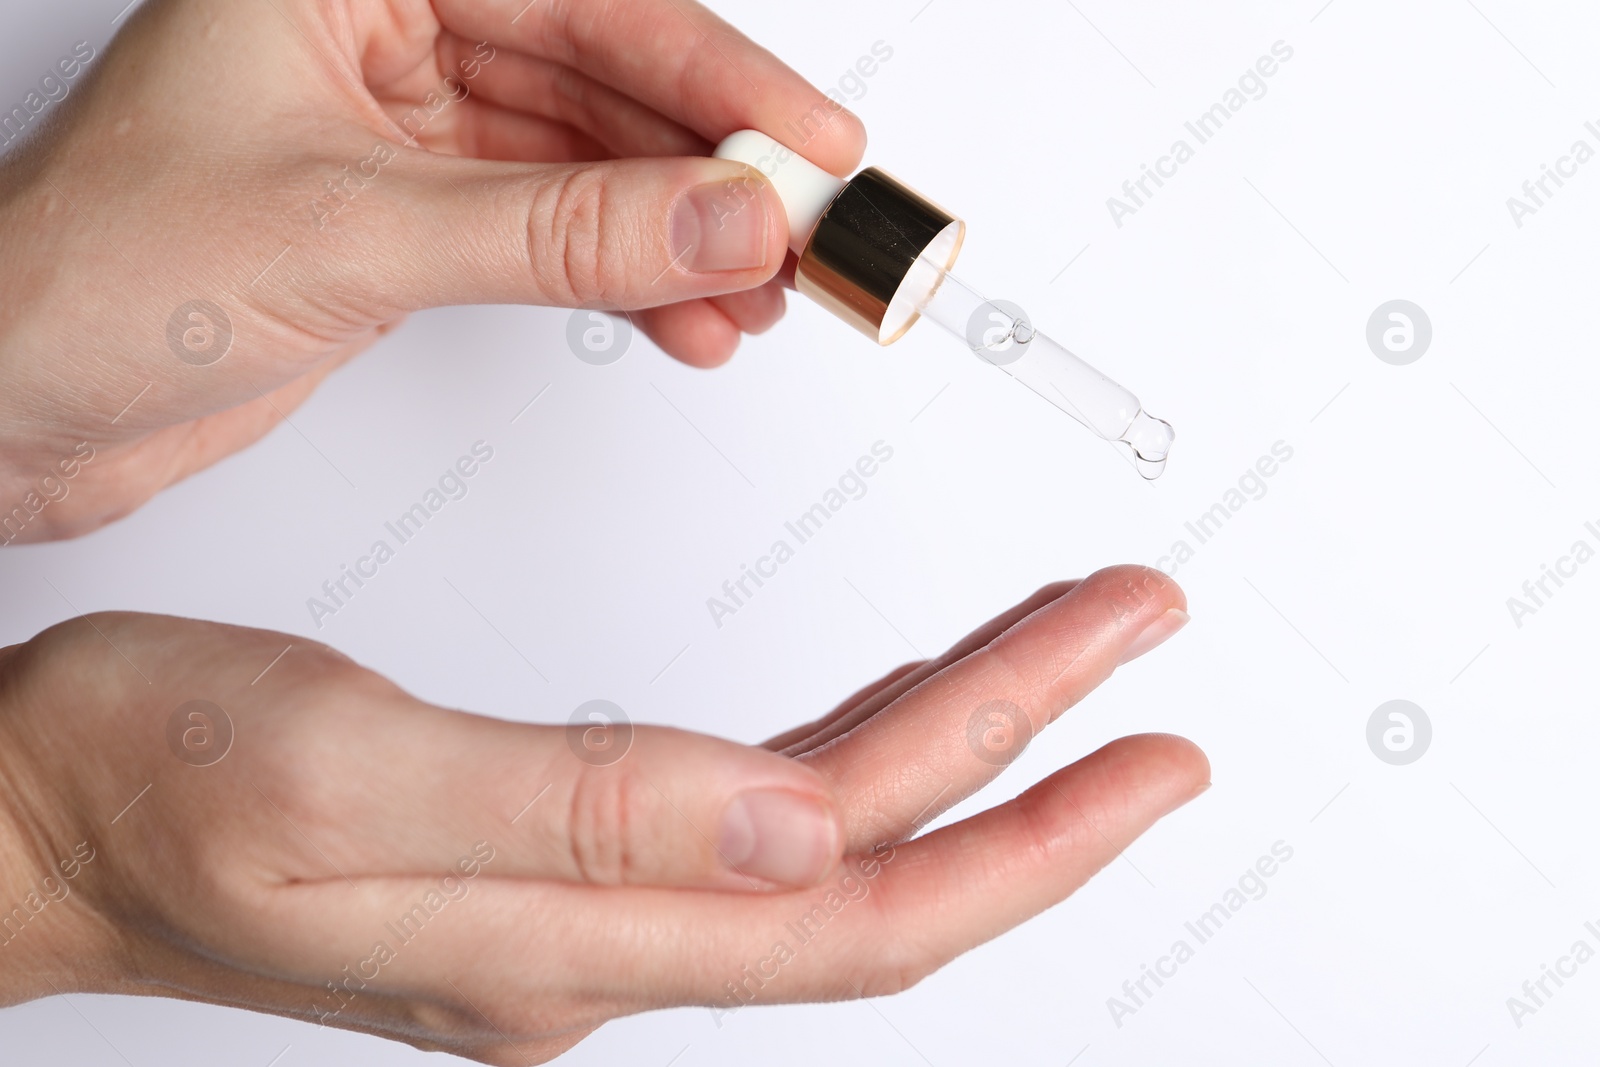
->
[{"left": 1118, "top": 410, "right": 1174, "bottom": 481}]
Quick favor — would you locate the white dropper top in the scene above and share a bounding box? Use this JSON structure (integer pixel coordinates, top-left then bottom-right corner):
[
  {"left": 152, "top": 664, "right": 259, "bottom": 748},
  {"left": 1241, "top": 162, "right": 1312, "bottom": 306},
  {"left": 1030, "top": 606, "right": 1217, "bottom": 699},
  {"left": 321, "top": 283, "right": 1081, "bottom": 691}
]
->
[{"left": 714, "top": 131, "right": 844, "bottom": 255}]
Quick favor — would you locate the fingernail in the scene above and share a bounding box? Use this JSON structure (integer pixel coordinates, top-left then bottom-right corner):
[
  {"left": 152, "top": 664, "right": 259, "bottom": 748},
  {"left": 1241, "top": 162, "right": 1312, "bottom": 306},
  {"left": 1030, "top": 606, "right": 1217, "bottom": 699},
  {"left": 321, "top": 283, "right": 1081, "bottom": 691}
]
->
[
  {"left": 719, "top": 788, "right": 837, "bottom": 886},
  {"left": 1118, "top": 608, "right": 1190, "bottom": 666},
  {"left": 671, "top": 178, "right": 771, "bottom": 274}
]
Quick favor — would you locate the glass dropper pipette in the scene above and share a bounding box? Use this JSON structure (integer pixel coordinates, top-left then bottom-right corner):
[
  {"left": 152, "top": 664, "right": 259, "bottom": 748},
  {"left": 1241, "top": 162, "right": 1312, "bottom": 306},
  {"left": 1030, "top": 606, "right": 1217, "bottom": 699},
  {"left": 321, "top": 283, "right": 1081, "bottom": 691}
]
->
[
  {"left": 909, "top": 254, "right": 1174, "bottom": 478},
  {"left": 713, "top": 131, "right": 1174, "bottom": 478}
]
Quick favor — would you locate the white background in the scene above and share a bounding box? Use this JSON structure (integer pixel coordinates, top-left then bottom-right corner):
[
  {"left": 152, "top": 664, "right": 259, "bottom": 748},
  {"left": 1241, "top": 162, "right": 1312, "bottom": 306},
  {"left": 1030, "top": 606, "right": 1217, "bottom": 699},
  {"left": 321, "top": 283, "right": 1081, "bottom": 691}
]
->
[{"left": 4, "top": 0, "right": 1600, "bottom": 1063}]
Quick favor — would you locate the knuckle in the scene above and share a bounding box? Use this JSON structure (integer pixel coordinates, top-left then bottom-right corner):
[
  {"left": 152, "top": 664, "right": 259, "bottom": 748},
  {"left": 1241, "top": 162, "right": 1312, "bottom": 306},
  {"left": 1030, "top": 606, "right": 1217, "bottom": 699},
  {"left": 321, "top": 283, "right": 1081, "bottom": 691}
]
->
[
  {"left": 8, "top": 613, "right": 173, "bottom": 717},
  {"left": 28, "top": 611, "right": 138, "bottom": 662},
  {"left": 1031, "top": 579, "right": 1077, "bottom": 602},
  {"left": 563, "top": 764, "right": 657, "bottom": 885},
  {"left": 1015, "top": 789, "right": 1084, "bottom": 864},
  {"left": 849, "top": 886, "right": 942, "bottom": 997},
  {"left": 855, "top": 948, "right": 939, "bottom": 999},
  {"left": 249, "top": 666, "right": 398, "bottom": 822},
  {"left": 270, "top": 642, "right": 394, "bottom": 711},
  {"left": 528, "top": 167, "right": 611, "bottom": 307}
]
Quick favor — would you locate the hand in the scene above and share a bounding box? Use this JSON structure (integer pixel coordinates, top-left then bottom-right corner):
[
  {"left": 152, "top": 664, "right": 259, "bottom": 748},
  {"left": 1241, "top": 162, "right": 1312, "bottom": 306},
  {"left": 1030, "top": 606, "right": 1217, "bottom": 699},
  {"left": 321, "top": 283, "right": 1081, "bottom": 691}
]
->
[
  {"left": 0, "top": 567, "right": 1202, "bottom": 1064},
  {"left": 0, "top": 0, "right": 864, "bottom": 542}
]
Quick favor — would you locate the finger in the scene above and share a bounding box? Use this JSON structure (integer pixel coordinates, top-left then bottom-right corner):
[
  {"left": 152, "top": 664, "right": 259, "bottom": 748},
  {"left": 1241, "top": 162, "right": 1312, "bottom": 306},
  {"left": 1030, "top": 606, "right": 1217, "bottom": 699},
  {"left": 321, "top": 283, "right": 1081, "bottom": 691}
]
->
[
  {"left": 778, "top": 581, "right": 1079, "bottom": 757},
  {"left": 328, "top": 150, "right": 788, "bottom": 314},
  {"left": 438, "top": 35, "right": 705, "bottom": 159},
  {"left": 632, "top": 299, "right": 742, "bottom": 366},
  {"left": 260, "top": 698, "right": 846, "bottom": 892},
  {"left": 773, "top": 250, "right": 800, "bottom": 291},
  {"left": 800, "top": 566, "right": 1189, "bottom": 851},
  {"left": 436, "top": 0, "right": 868, "bottom": 176},
  {"left": 635, "top": 285, "right": 787, "bottom": 369},
  {"left": 761, "top": 661, "right": 924, "bottom": 752},
  {"left": 312, "top": 735, "right": 1203, "bottom": 1017},
  {"left": 405, "top": 100, "right": 609, "bottom": 163},
  {"left": 250, "top": 734, "right": 1202, "bottom": 1037},
  {"left": 710, "top": 280, "right": 786, "bottom": 335},
  {"left": 741, "top": 734, "right": 1209, "bottom": 1003}
]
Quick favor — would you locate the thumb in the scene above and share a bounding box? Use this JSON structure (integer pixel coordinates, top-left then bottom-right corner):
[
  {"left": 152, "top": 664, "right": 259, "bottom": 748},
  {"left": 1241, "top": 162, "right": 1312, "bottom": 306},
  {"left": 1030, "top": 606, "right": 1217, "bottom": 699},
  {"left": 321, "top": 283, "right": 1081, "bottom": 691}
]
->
[
  {"left": 530, "top": 723, "right": 847, "bottom": 891},
  {"left": 351, "top": 153, "right": 788, "bottom": 313},
  {"left": 302, "top": 701, "right": 847, "bottom": 891}
]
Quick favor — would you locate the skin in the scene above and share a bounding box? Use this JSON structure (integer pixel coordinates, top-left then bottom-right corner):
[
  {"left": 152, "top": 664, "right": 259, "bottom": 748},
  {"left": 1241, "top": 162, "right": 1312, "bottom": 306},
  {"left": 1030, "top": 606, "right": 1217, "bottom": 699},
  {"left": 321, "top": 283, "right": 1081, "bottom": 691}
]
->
[{"left": 0, "top": 1, "right": 1209, "bottom": 1062}]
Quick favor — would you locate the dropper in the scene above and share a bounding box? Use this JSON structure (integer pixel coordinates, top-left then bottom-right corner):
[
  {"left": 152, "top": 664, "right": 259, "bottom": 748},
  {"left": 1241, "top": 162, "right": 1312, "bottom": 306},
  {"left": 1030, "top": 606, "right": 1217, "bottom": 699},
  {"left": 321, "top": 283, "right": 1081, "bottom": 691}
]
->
[{"left": 715, "top": 131, "right": 1174, "bottom": 479}]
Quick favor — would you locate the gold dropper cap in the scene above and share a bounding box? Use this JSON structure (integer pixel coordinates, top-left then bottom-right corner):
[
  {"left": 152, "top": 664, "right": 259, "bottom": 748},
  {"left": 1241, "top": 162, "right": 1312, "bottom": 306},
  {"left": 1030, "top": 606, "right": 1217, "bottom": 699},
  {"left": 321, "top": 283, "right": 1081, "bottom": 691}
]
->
[{"left": 795, "top": 168, "right": 965, "bottom": 346}]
